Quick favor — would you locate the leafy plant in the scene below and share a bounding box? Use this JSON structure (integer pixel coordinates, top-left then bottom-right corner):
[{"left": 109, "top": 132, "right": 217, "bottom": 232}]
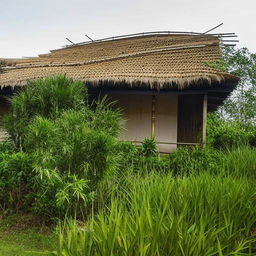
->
[
  {"left": 0, "top": 152, "right": 33, "bottom": 212},
  {"left": 53, "top": 172, "right": 256, "bottom": 256},
  {"left": 0, "top": 76, "right": 122, "bottom": 217},
  {"left": 218, "top": 47, "right": 256, "bottom": 125},
  {"left": 206, "top": 58, "right": 228, "bottom": 72},
  {"left": 4, "top": 75, "right": 87, "bottom": 148},
  {"left": 140, "top": 138, "right": 158, "bottom": 157},
  {"left": 168, "top": 146, "right": 222, "bottom": 176},
  {"left": 207, "top": 113, "right": 253, "bottom": 149}
]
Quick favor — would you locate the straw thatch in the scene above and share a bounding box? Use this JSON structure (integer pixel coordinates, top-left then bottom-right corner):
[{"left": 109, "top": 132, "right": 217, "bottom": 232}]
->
[{"left": 0, "top": 34, "right": 239, "bottom": 89}]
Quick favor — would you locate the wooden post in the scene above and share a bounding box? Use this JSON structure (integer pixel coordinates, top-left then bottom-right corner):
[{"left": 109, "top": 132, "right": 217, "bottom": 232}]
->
[
  {"left": 202, "top": 94, "right": 208, "bottom": 146},
  {"left": 151, "top": 95, "right": 156, "bottom": 138}
]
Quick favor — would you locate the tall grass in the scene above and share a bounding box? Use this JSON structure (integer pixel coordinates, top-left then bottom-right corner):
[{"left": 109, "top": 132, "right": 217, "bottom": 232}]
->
[
  {"left": 222, "top": 146, "right": 256, "bottom": 179},
  {"left": 52, "top": 172, "right": 256, "bottom": 256}
]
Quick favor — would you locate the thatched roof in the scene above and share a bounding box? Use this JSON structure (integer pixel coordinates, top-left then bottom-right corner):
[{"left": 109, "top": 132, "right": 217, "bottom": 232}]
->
[{"left": 0, "top": 33, "right": 238, "bottom": 91}]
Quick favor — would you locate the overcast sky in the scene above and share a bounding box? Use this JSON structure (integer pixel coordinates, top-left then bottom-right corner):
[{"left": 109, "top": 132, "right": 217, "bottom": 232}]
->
[{"left": 0, "top": 0, "right": 255, "bottom": 58}]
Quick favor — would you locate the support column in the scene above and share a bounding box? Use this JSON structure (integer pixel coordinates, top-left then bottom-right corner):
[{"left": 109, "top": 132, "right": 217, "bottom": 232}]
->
[
  {"left": 202, "top": 93, "right": 208, "bottom": 146},
  {"left": 151, "top": 95, "right": 156, "bottom": 138}
]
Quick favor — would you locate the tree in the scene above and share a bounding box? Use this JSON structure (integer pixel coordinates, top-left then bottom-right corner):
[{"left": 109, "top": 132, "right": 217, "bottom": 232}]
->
[
  {"left": 0, "top": 60, "right": 6, "bottom": 73},
  {"left": 218, "top": 47, "right": 256, "bottom": 125}
]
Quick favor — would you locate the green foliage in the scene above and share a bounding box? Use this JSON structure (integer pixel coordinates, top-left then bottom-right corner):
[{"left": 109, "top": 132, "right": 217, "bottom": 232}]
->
[
  {"left": 168, "top": 146, "right": 222, "bottom": 175},
  {"left": 0, "top": 76, "right": 122, "bottom": 217},
  {"left": 140, "top": 138, "right": 157, "bottom": 157},
  {"left": 24, "top": 108, "right": 120, "bottom": 217},
  {"left": 25, "top": 112, "right": 118, "bottom": 177},
  {"left": 0, "top": 152, "right": 33, "bottom": 211},
  {"left": 0, "top": 214, "right": 57, "bottom": 256},
  {"left": 219, "top": 47, "right": 256, "bottom": 125},
  {"left": 4, "top": 75, "right": 87, "bottom": 148},
  {"left": 206, "top": 58, "right": 228, "bottom": 72},
  {"left": 32, "top": 170, "right": 95, "bottom": 217},
  {"left": 222, "top": 146, "right": 256, "bottom": 179},
  {"left": 89, "top": 95, "right": 122, "bottom": 137},
  {"left": 0, "top": 60, "right": 6, "bottom": 73},
  {"left": 207, "top": 113, "right": 253, "bottom": 149},
  {"left": 53, "top": 172, "right": 256, "bottom": 256},
  {"left": 0, "top": 140, "right": 16, "bottom": 154},
  {"left": 114, "top": 141, "right": 139, "bottom": 171}
]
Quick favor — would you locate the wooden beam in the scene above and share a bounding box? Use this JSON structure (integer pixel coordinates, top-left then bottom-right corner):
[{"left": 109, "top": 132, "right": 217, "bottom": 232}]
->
[
  {"left": 202, "top": 94, "right": 208, "bottom": 146},
  {"left": 89, "top": 87, "right": 235, "bottom": 96},
  {"left": 208, "top": 96, "right": 226, "bottom": 101},
  {"left": 151, "top": 95, "right": 156, "bottom": 138}
]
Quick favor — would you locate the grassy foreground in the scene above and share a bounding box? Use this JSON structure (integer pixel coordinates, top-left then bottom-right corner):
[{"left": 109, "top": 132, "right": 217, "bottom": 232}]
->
[
  {"left": 0, "top": 214, "right": 56, "bottom": 256},
  {"left": 52, "top": 172, "right": 256, "bottom": 256}
]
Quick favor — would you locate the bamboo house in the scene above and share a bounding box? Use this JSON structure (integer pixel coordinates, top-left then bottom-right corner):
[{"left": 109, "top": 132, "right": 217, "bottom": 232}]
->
[{"left": 0, "top": 31, "right": 239, "bottom": 152}]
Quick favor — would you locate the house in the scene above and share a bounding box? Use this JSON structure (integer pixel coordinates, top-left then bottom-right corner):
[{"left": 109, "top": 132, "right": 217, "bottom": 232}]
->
[{"left": 0, "top": 32, "right": 239, "bottom": 152}]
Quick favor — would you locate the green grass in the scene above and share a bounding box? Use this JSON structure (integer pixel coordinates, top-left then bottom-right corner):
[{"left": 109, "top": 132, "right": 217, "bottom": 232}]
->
[
  {"left": 53, "top": 172, "right": 256, "bottom": 256},
  {"left": 0, "top": 214, "right": 57, "bottom": 256}
]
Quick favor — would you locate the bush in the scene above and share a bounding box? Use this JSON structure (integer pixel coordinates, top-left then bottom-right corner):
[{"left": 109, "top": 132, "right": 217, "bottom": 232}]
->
[
  {"left": 31, "top": 169, "right": 95, "bottom": 218},
  {"left": 207, "top": 114, "right": 254, "bottom": 149},
  {"left": 0, "top": 152, "right": 33, "bottom": 211},
  {"left": 248, "top": 126, "right": 256, "bottom": 147},
  {"left": 23, "top": 109, "right": 120, "bottom": 217},
  {"left": 140, "top": 138, "right": 158, "bottom": 157},
  {"left": 114, "top": 141, "right": 139, "bottom": 172},
  {"left": 4, "top": 75, "right": 87, "bottom": 148},
  {"left": 0, "top": 140, "right": 15, "bottom": 154},
  {"left": 0, "top": 76, "right": 122, "bottom": 218},
  {"left": 168, "top": 146, "right": 223, "bottom": 176},
  {"left": 222, "top": 146, "right": 256, "bottom": 179}
]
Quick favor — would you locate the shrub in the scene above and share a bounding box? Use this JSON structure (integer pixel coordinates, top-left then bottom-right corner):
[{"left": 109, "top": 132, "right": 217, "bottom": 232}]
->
[
  {"left": 89, "top": 96, "right": 122, "bottom": 137},
  {"left": 168, "top": 146, "right": 223, "bottom": 176},
  {"left": 0, "top": 152, "right": 33, "bottom": 211},
  {"left": 114, "top": 141, "right": 139, "bottom": 171},
  {"left": 4, "top": 75, "right": 87, "bottom": 148},
  {"left": 24, "top": 111, "right": 119, "bottom": 217},
  {"left": 140, "top": 138, "right": 158, "bottom": 157},
  {"left": 0, "top": 140, "right": 15, "bottom": 154},
  {"left": 207, "top": 113, "right": 254, "bottom": 149},
  {"left": 222, "top": 146, "right": 256, "bottom": 179},
  {"left": 31, "top": 169, "right": 95, "bottom": 218},
  {"left": 1, "top": 76, "right": 122, "bottom": 217},
  {"left": 248, "top": 126, "right": 256, "bottom": 147}
]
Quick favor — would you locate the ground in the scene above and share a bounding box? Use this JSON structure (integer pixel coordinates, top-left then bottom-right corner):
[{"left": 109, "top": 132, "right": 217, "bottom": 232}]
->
[{"left": 0, "top": 214, "right": 56, "bottom": 256}]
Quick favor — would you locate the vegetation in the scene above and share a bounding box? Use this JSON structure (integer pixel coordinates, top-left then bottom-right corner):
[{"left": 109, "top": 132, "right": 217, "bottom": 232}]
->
[
  {"left": 0, "top": 60, "right": 7, "bottom": 73},
  {"left": 207, "top": 113, "right": 256, "bottom": 149},
  {"left": 1, "top": 75, "right": 122, "bottom": 218},
  {"left": 54, "top": 172, "right": 256, "bottom": 256},
  {"left": 0, "top": 214, "right": 56, "bottom": 256},
  {"left": 219, "top": 47, "right": 256, "bottom": 125},
  {"left": 0, "top": 69, "right": 255, "bottom": 255}
]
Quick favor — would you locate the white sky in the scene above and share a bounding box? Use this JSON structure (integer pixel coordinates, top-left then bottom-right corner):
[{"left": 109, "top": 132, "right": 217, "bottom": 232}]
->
[{"left": 0, "top": 0, "right": 255, "bottom": 58}]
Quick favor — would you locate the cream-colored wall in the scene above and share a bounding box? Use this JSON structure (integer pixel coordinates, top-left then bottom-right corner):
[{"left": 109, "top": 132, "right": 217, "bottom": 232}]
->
[
  {"left": 155, "top": 94, "right": 177, "bottom": 153},
  {"left": 109, "top": 93, "right": 178, "bottom": 153},
  {"left": 111, "top": 94, "right": 152, "bottom": 141}
]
